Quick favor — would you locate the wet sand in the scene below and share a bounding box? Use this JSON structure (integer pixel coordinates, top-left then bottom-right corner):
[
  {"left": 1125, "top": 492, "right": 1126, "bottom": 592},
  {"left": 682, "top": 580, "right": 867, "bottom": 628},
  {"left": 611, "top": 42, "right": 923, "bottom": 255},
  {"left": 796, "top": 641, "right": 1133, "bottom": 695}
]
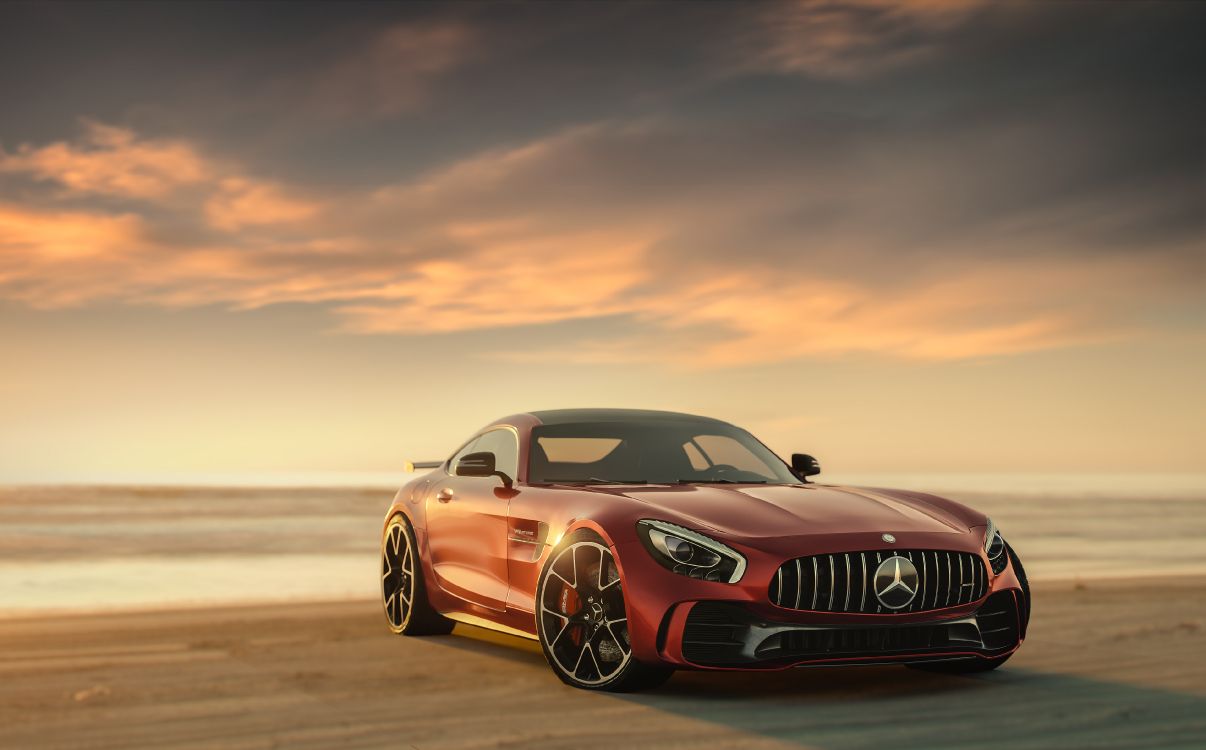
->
[{"left": 2, "top": 576, "right": 1204, "bottom": 749}]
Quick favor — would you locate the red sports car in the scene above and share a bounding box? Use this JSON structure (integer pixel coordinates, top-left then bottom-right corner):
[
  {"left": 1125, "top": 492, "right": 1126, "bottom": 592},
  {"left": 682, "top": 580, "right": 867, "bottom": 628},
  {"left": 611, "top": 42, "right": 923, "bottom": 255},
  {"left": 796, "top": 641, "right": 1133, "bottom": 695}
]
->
[{"left": 380, "top": 409, "right": 1030, "bottom": 691}]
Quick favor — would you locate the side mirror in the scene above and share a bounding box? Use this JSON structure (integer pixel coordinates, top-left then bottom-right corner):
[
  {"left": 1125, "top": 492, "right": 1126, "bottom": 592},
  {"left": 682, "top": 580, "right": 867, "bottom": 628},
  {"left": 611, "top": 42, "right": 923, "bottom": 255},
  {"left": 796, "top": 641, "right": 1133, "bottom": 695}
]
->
[
  {"left": 791, "top": 453, "right": 821, "bottom": 478},
  {"left": 455, "top": 451, "right": 495, "bottom": 477},
  {"left": 454, "top": 451, "right": 514, "bottom": 488}
]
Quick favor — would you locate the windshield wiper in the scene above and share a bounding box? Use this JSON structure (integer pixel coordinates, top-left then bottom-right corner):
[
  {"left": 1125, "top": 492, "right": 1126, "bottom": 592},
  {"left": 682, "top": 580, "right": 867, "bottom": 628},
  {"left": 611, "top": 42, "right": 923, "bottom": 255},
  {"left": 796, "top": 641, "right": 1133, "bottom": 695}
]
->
[
  {"left": 677, "top": 478, "right": 768, "bottom": 484},
  {"left": 586, "top": 477, "right": 649, "bottom": 484}
]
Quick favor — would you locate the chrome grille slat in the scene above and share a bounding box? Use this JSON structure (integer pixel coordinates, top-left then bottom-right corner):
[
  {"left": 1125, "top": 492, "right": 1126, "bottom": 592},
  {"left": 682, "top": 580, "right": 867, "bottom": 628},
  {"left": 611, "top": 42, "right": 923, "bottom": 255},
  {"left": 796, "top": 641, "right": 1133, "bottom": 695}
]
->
[
  {"left": 827, "top": 555, "right": 835, "bottom": 611},
  {"left": 979, "top": 554, "right": 986, "bottom": 599},
  {"left": 771, "top": 549, "right": 987, "bottom": 615},
  {"left": 931, "top": 551, "right": 940, "bottom": 609},
  {"left": 794, "top": 559, "right": 803, "bottom": 609},
  {"left": 945, "top": 552, "right": 953, "bottom": 607},
  {"left": 843, "top": 554, "right": 851, "bottom": 612},
  {"left": 875, "top": 551, "right": 883, "bottom": 614},
  {"left": 859, "top": 552, "right": 867, "bottom": 611},
  {"left": 920, "top": 552, "right": 928, "bottom": 611},
  {"left": 957, "top": 554, "right": 965, "bottom": 604},
  {"left": 811, "top": 557, "right": 818, "bottom": 610}
]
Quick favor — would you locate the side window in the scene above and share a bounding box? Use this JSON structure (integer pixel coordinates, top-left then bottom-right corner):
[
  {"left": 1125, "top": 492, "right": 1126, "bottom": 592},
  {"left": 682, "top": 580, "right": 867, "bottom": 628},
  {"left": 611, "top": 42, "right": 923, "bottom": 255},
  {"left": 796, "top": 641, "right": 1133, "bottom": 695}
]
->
[
  {"left": 449, "top": 436, "right": 483, "bottom": 474},
  {"left": 472, "top": 428, "right": 519, "bottom": 478},
  {"left": 693, "top": 434, "right": 769, "bottom": 474}
]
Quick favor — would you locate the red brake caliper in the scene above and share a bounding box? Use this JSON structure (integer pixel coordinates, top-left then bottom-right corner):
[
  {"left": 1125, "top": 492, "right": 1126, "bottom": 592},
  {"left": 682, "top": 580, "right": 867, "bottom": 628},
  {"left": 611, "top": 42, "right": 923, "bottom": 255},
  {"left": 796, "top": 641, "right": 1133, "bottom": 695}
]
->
[{"left": 559, "top": 582, "right": 583, "bottom": 646}]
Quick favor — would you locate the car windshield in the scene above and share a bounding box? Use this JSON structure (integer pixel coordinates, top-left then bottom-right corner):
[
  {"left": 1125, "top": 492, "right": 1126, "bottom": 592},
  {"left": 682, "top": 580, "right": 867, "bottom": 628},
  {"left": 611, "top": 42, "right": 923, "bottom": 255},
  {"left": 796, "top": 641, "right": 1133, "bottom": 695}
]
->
[{"left": 528, "top": 419, "right": 799, "bottom": 485}]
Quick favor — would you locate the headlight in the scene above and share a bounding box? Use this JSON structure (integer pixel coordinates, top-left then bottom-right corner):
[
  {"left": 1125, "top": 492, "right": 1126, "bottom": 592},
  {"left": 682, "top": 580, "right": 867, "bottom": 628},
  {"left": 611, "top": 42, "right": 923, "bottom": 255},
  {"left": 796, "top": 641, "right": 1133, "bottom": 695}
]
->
[
  {"left": 637, "top": 519, "right": 746, "bottom": 583},
  {"left": 984, "top": 517, "right": 1007, "bottom": 574}
]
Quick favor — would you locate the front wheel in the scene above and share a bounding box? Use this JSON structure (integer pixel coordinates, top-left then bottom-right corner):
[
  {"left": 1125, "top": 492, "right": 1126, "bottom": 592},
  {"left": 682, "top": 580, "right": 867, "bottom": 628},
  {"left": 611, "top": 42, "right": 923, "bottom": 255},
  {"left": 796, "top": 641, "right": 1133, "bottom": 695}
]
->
[{"left": 535, "top": 531, "right": 672, "bottom": 692}]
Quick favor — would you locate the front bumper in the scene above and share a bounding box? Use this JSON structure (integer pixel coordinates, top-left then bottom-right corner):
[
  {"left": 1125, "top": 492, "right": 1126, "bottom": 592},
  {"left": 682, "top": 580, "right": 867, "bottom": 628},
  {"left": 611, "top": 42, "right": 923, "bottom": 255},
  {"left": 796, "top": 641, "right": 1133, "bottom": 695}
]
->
[{"left": 670, "top": 589, "right": 1024, "bottom": 668}]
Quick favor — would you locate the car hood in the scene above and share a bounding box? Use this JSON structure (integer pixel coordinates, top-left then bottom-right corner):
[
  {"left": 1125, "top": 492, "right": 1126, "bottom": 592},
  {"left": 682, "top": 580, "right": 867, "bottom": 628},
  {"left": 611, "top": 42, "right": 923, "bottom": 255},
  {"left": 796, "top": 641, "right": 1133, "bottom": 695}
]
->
[{"left": 615, "top": 483, "right": 981, "bottom": 540}]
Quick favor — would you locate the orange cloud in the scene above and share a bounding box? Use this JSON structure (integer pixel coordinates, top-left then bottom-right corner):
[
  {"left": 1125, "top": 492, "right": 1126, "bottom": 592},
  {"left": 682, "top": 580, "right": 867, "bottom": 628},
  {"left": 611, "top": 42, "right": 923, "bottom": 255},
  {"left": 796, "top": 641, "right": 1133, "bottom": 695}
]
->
[
  {"left": 0, "top": 202, "right": 148, "bottom": 307},
  {"left": 0, "top": 200, "right": 342, "bottom": 309},
  {"left": 205, "top": 177, "right": 320, "bottom": 231},
  {"left": 1, "top": 122, "right": 323, "bottom": 234},
  {"left": 335, "top": 226, "right": 654, "bottom": 333},
  {"left": 0, "top": 121, "right": 210, "bottom": 199},
  {"left": 636, "top": 261, "right": 1139, "bottom": 365},
  {"left": 408, "top": 254, "right": 1149, "bottom": 367}
]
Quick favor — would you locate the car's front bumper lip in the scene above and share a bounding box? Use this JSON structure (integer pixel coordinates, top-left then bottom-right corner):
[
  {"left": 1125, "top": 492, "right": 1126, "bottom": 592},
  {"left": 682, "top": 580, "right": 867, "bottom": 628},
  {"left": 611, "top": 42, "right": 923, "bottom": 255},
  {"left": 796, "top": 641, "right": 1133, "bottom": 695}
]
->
[{"left": 657, "top": 589, "right": 1025, "bottom": 670}]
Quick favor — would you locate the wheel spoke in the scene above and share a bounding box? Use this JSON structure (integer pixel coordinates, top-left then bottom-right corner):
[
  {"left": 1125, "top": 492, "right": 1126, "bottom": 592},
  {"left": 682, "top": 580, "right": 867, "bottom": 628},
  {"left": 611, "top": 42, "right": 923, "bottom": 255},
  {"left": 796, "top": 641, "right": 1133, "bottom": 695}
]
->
[
  {"left": 605, "top": 621, "right": 630, "bottom": 655},
  {"left": 599, "top": 569, "right": 620, "bottom": 591},
  {"left": 539, "top": 604, "right": 570, "bottom": 623},
  {"left": 572, "top": 639, "right": 590, "bottom": 677},
  {"left": 549, "top": 620, "right": 571, "bottom": 648},
  {"left": 587, "top": 642, "right": 602, "bottom": 679}
]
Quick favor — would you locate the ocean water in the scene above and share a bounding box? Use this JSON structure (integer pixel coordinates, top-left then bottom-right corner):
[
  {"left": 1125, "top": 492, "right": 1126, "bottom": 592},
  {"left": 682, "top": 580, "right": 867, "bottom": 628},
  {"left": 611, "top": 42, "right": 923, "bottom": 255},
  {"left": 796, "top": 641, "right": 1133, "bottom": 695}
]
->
[{"left": 0, "top": 476, "right": 1203, "bottom": 616}]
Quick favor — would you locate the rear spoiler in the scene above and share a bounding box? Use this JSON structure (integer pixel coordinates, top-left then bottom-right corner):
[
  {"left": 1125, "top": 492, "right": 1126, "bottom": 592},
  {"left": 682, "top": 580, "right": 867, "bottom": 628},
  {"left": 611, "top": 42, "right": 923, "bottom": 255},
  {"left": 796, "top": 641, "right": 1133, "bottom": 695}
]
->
[{"left": 404, "top": 460, "right": 442, "bottom": 472}]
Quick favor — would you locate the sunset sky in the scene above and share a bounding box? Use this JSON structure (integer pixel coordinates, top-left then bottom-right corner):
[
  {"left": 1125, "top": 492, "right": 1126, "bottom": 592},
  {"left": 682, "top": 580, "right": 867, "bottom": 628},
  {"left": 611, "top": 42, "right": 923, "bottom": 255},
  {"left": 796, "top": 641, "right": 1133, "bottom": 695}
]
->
[{"left": 1, "top": 1, "right": 1202, "bottom": 483}]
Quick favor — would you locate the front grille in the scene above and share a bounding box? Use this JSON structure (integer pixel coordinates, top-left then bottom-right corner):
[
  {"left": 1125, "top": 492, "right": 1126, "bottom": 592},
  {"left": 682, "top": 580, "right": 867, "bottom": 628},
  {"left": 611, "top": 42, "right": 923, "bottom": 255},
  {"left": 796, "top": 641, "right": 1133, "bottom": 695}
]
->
[{"left": 769, "top": 549, "right": 988, "bottom": 614}]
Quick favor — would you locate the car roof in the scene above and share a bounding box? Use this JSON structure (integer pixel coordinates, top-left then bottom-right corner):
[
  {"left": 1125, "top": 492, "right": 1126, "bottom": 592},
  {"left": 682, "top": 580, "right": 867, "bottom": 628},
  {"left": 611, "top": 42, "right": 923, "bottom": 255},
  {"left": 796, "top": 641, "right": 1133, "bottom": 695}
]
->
[{"left": 525, "top": 408, "right": 729, "bottom": 426}]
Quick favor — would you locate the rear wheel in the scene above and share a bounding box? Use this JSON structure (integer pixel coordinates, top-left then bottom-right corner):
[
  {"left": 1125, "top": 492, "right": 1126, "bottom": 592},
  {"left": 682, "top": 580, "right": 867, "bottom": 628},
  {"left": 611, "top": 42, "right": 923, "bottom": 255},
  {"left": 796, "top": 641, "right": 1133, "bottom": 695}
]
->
[
  {"left": 535, "top": 531, "right": 672, "bottom": 692},
  {"left": 381, "top": 515, "right": 454, "bottom": 635}
]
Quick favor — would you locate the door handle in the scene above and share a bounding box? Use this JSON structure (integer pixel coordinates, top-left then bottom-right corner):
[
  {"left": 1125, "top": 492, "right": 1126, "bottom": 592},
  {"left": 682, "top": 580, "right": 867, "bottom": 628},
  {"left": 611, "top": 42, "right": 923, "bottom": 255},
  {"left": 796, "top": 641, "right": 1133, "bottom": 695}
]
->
[{"left": 436, "top": 488, "right": 454, "bottom": 503}]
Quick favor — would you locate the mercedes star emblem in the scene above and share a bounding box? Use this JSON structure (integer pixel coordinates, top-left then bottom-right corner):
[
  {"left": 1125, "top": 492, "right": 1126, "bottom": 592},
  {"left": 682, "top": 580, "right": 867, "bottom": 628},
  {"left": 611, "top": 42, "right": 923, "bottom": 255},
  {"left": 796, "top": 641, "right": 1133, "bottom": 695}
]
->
[
  {"left": 873, "top": 555, "right": 919, "bottom": 610},
  {"left": 881, "top": 533, "right": 896, "bottom": 543}
]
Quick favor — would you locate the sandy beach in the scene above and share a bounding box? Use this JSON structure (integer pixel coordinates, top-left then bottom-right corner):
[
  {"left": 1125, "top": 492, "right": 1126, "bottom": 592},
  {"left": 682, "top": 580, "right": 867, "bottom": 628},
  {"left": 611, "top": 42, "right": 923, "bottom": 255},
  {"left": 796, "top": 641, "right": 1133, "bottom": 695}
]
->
[{"left": 1, "top": 575, "right": 1204, "bottom": 749}]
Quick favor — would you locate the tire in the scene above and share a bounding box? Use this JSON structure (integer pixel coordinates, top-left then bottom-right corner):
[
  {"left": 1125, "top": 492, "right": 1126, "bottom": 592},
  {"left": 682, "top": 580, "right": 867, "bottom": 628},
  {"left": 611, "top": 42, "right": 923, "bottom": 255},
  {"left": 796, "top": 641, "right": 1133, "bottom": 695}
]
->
[
  {"left": 381, "top": 514, "right": 454, "bottom": 636},
  {"left": 535, "top": 530, "right": 673, "bottom": 692},
  {"left": 1008, "top": 543, "right": 1032, "bottom": 636}
]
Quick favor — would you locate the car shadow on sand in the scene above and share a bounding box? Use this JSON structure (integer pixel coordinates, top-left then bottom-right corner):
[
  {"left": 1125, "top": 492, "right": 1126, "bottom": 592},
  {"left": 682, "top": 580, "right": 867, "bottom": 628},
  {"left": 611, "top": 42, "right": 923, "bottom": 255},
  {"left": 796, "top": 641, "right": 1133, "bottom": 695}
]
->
[
  {"left": 620, "top": 666, "right": 1206, "bottom": 749},
  {"left": 436, "top": 627, "right": 1206, "bottom": 749}
]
